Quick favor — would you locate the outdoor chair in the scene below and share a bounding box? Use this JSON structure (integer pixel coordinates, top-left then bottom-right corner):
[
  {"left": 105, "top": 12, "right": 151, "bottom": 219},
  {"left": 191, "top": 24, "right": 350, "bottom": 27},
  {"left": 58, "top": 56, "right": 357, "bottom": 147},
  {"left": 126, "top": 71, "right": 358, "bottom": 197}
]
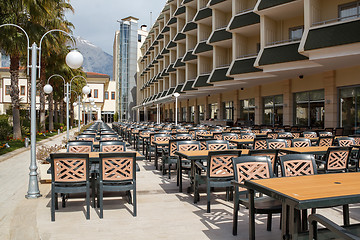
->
[
  {"left": 50, "top": 153, "right": 90, "bottom": 221},
  {"left": 266, "top": 132, "right": 278, "bottom": 139},
  {"left": 336, "top": 137, "right": 356, "bottom": 147},
  {"left": 173, "top": 133, "right": 192, "bottom": 140},
  {"left": 292, "top": 138, "right": 312, "bottom": 148},
  {"left": 97, "top": 152, "right": 137, "bottom": 218},
  {"left": 291, "top": 132, "right": 302, "bottom": 138},
  {"left": 240, "top": 132, "right": 256, "bottom": 139},
  {"left": 100, "top": 134, "right": 119, "bottom": 141},
  {"left": 222, "top": 133, "right": 239, "bottom": 149},
  {"left": 176, "top": 140, "right": 201, "bottom": 187},
  {"left": 249, "top": 149, "right": 278, "bottom": 176},
  {"left": 303, "top": 131, "right": 317, "bottom": 138},
  {"left": 317, "top": 136, "right": 334, "bottom": 147},
  {"left": 319, "top": 146, "right": 352, "bottom": 173},
  {"left": 319, "top": 131, "right": 333, "bottom": 137},
  {"left": 206, "top": 140, "right": 229, "bottom": 150},
  {"left": 161, "top": 139, "right": 184, "bottom": 178},
  {"left": 253, "top": 138, "right": 268, "bottom": 150},
  {"left": 99, "top": 141, "right": 126, "bottom": 152},
  {"left": 266, "top": 139, "right": 288, "bottom": 149},
  {"left": 199, "top": 138, "right": 216, "bottom": 150},
  {"left": 232, "top": 155, "right": 282, "bottom": 235},
  {"left": 77, "top": 134, "right": 96, "bottom": 142},
  {"left": 146, "top": 133, "right": 171, "bottom": 161},
  {"left": 277, "top": 132, "right": 293, "bottom": 138},
  {"left": 67, "top": 140, "right": 93, "bottom": 153},
  {"left": 194, "top": 150, "right": 241, "bottom": 212}
]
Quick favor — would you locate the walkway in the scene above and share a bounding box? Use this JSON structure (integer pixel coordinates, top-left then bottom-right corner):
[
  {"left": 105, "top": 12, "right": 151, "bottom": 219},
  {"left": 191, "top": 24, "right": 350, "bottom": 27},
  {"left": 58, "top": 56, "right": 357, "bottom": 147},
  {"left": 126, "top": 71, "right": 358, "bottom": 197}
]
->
[{"left": 0, "top": 131, "right": 359, "bottom": 239}]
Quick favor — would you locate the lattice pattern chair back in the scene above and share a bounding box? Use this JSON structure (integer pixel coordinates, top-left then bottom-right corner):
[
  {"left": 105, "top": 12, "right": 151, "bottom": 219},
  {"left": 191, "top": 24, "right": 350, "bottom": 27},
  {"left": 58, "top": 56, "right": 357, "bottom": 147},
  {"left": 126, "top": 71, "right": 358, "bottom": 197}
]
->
[
  {"left": 100, "top": 153, "right": 136, "bottom": 181},
  {"left": 177, "top": 140, "right": 201, "bottom": 152},
  {"left": 241, "top": 133, "right": 255, "bottom": 139},
  {"left": 100, "top": 141, "right": 126, "bottom": 152},
  {"left": 319, "top": 131, "right": 333, "bottom": 137},
  {"left": 353, "top": 137, "right": 360, "bottom": 145},
  {"left": 267, "top": 139, "right": 288, "bottom": 149},
  {"left": 280, "top": 154, "right": 317, "bottom": 177},
  {"left": 303, "top": 132, "right": 317, "bottom": 138},
  {"left": 176, "top": 128, "right": 188, "bottom": 133},
  {"left": 174, "top": 134, "right": 192, "bottom": 140},
  {"left": 51, "top": 153, "right": 89, "bottom": 182},
  {"left": 249, "top": 149, "right": 278, "bottom": 175},
  {"left": 318, "top": 136, "right": 334, "bottom": 147},
  {"left": 100, "top": 134, "right": 119, "bottom": 141},
  {"left": 195, "top": 130, "right": 211, "bottom": 139},
  {"left": 232, "top": 156, "right": 273, "bottom": 192},
  {"left": 292, "top": 138, "right": 311, "bottom": 148},
  {"left": 267, "top": 132, "right": 278, "bottom": 139},
  {"left": 253, "top": 138, "right": 268, "bottom": 150},
  {"left": 261, "top": 129, "right": 272, "bottom": 133},
  {"left": 67, "top": 141, "right": 93, "bottom": 153},
  {"left": 206, "top": 140, "right": 229, "bottom": 150},
  {"left": 154, "top": 134, "right": 171, "bottom": 143},
  {"left": 324, "top": 147, "right": 352, "bottom": 172},
  {"left": 207, "top": 150, "right": 241, "bottom": 178},
  {"left": 337, "top": 137, "right": 355, "bottom": 147},
  {"left": 278, "top": 132, "right": 293, "bottom": 138},
  {"left": 291, "top": 132, "right": 301, "bottom": 139},
  {"left": 213, "top": 132, "right": 223, "bottom": 140},
  {"left": 223, "top": 133, "right": 238, "bottom": 148},
  {"left": 169, "top": 140, "right": 180, "bottom": 157},
  {"left": 251, "top": 129, "right": 261, "bottom": 134}
]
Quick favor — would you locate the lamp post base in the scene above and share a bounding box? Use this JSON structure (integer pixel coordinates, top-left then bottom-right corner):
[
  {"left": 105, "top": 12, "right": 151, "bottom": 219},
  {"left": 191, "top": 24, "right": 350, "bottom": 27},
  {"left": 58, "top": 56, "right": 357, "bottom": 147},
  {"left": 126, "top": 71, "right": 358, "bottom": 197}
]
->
[{"left": 25, "top": 193, "right": 42, "bottom": 199}]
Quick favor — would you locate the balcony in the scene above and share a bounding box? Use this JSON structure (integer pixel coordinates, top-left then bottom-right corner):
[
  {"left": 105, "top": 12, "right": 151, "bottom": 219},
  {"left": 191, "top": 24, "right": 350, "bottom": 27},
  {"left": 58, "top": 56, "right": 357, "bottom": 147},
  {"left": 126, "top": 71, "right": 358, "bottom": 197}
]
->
[
  {"left": 167, "top": 41, "right": 177, "bottom": 49},
  {"left": 161, "top": 26, "right": 170, "bottom": 34},
  {"left": 161, "top": 91, "right": 168, "bottom": 98},
  {"left": 228, "top": 55, "right": 261, "bottom": 76},
  {"left": 174, "top": 6, "right": 186, "bottom": 16},
  {"left": 208, "top": 66, "right": 234, "bottom": 83},
  {"left": 256, "top": 0, "right": 296, "bottom": 11},
  {"left": 161, "top": 48, "right": 170, "bottom": 55},
  {"left": 167, "top": 17, "right": 177, "bottom": 25},
  {"left": 161, "top": 69, "right": 169, "bottom": 77},
  {"left": 183, "top": 22, "right": 197, "bottom": 34},
  {"left": 257, "top": 41, "right": 308, "bottom": 66},
  {"left": 193, "top": 74, "right": 213, "bottom": 88},
  {"left": 183, "top": 50, "right": 197, "bottom": 62},
  {"left": 166, "top": 87, "right": 176, "bottom": 96},
  {"left": 181, "top": 80, "right": 197, "bottom": 91},
  {"left": 193, "top": 41, "right": 213, "bottom": 55},
  {"left": 194, "top": 7, "right": 212, "bottom": 22},
  {"left": 182, "top": 0, "right": 194, "bottom": 4},
  {"left": 166, "top": 63, "right": 176, "bottom": 73},
  {"left": 209, "top": 0, "right": 226, "bottom": 6},
  {"left": 208, "top": 28, "right": 232, "bottom": 45},
  {"left": 174, "top": 33, "right": 186, "bottom": 42},
  {"left": 174, "top": 84, "right": 184, "bottom": 93},
  {"left": 228, "top": 11, "right": 260, "bottom": 32},
  {"left": 174, "top": 57, "right": 185, "bottom": 68}
]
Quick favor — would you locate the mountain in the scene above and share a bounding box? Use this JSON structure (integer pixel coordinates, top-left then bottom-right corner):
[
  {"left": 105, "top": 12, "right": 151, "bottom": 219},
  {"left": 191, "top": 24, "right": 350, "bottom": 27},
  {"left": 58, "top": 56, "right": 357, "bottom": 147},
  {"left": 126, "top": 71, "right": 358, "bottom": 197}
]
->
[
  {"left": 75, "top": 37, "right": 113, "bottom": 80},
  {"left": 1, "top": 37, "right": 113, "bottom": 80}
]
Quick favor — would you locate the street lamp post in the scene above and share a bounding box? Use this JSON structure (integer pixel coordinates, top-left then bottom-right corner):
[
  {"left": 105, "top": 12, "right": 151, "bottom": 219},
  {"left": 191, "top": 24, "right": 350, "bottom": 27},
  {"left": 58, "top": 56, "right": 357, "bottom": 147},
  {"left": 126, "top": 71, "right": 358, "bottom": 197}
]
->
[
  {"left": 0, "top": 24, "right": 84, "bottom": 199},
  {"left": 174, "top": 92, "right": 180, "bottom": 126},
  {"left": 71, "top": 91, "right": 81, "bottom": 133}
]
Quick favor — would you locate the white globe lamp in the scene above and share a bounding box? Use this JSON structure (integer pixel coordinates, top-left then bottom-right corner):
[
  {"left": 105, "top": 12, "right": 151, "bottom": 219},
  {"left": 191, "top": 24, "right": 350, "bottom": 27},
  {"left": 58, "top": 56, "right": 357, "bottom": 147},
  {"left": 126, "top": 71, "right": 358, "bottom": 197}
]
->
[
  {"left": 66, "top": 50, "right": 84, "bottom": 69},
  {"left": 89, "top": 97, "right": 94, "bottom": 103},
  {"left": 82, "top": 85, "right": 90, "bottom": 95},
  {"left": 63, "top": 97, "right": 68, "bottom": 103},
  {"left": 73, "top": 102, "right": 77, "bottom": 107},
  {"left": 174, "top": 92, "right": 180, "bottom": 98},
  {"left": 43, "top": 84, "right": 53, "bottom": 94}
]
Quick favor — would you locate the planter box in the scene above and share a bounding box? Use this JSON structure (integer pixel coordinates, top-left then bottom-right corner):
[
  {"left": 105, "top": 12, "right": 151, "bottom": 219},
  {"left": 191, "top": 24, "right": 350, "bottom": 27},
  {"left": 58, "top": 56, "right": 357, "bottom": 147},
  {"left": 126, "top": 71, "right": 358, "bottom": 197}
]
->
[{"left": 38, "top": 163, "right": 51, "bottom": 183}]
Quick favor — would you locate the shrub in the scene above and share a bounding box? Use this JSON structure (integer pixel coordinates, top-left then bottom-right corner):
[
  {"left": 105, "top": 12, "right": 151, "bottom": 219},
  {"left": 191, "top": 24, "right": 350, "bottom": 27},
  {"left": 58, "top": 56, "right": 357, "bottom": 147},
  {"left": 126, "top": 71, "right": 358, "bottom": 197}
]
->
[
  {"left": 0, "top": 116, "right": 12, "bottom": 140},
  {"left": 114, "top": 112, "right": 119, "bottom": 122}
]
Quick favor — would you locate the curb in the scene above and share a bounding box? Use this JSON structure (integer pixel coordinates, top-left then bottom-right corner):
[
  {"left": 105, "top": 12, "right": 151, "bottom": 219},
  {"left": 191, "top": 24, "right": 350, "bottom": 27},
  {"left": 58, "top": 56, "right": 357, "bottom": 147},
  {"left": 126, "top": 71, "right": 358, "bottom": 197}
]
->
[{"left": 0, "top": 129, "right": 77, "bottom": 163}]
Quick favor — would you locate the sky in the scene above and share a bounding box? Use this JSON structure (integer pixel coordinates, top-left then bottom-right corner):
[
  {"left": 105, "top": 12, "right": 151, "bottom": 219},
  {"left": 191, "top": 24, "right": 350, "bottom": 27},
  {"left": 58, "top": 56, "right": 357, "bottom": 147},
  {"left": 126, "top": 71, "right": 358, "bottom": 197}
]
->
[{"left": 65, "top": 0, "right": 167, "bottom": 55}]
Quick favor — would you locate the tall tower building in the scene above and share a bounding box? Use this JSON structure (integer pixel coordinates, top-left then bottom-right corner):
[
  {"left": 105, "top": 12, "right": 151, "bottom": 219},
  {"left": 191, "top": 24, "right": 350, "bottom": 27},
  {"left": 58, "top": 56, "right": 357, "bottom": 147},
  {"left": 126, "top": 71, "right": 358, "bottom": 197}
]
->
[{"left": 113, "top": 16, "right": 139, "bottom": 121}]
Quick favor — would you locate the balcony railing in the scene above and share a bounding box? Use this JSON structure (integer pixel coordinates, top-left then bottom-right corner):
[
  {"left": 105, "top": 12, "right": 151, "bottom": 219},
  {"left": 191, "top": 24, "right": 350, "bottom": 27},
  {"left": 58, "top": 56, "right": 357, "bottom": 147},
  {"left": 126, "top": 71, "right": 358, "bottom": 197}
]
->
[
  {"left": 266, "top": 38, "right": 301, "bottom": 47},
  {"left": 236, "top": 8, "right": 253, "bottom": 15},
  {"left": 236, "top": 53, "right": 258, "bottom": 59},
  {"left": 312, "top": 14, "right": 360, "bottom": 27}
]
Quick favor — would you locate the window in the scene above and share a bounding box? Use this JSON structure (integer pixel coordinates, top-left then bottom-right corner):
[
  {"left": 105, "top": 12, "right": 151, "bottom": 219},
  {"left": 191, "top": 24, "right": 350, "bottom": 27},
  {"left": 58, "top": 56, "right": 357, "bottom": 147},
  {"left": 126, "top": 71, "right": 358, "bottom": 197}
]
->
[
  {"left": 223, "top": 101, "right": 234, "bottom": 120},
  {"left": 209, "top": 103, "right": 218, "bottom": 119},
  {"left": 198, "top": 105, "right": 205, "bottom": 121},
  {"left": 138, "top": 34, "right": 142, "bottom": 42},
  {"left": 294, "top": 90, "right": 324, "bottom": 128},
  {"left": 263, "top": 95, "right": 283, "bottom": 127},
  {"left": 5, "top": 85, "right": 10, "bottom": 95},
  {"left": 239, "top": 99, "right": 255, "bottom": 125},
  {"left": 189, "top": 106, "right": 195, "bottom": 122},
  {"left": 104, "top": 91, "right": 109, "bottom": 100},
  {"left": 181, "top": 107, "right": 187, "bottom": 122},
  {"left": 339, "top": 1, "right": 360, "bottom": 21},
  {"left": 289, "top": 26, "right": 304, "bottom": 41},
  {"left": 20, "top": 86, "right": 25, "bottom": 95},
  {"left": 339, "top": 86, "right": 360, "bottom": 134},
  {"left": 111, "top": 92, "right": 115, "bottom": 100},
  {"left": 94, "top": 89, "right": 98, "bottom": 98}
]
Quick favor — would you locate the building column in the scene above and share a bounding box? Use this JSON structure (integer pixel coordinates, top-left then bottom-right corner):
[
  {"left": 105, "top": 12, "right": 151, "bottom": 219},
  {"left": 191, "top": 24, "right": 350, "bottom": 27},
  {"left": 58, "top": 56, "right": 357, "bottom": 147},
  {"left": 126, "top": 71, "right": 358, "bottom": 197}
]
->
[
  {"left": 234, "top": 90, "right": 240, "bottom": 122},
  {"left": 254, "top": 86, "right": 262, "bottom": 125},
  {"left": 186, "top": 99, "right": 190, "bottom": 122},
  {"left": 205, "top": 96, "right": 209, "bottom": 120},
  {"left": 324, "top": 71, "right": 337, "bottom": 128},
  {"left": 217, "top": 94, "right": 222, "bottom": 120},
  {"left": 283, "top": 79, "right": 293, "bottom": 126},
  {"left": 194, "top": 98, "right": 199, "bottom": 124}
]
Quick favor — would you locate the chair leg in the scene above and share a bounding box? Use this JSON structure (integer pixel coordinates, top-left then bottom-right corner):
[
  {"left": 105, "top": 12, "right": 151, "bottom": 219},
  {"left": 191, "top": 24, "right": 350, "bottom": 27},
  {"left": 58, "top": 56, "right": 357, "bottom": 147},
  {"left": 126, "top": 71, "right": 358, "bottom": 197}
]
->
[
  {"left": 126, "top": 190, "right": 132, "bottom": 204},
  {"left": 86, "top": 183, "right": 90, "bottom": 220},
  {"left": 232, "top": 191, "right": 239, "bottom": 236},
  {"left": 55, "top": 193, "right": 59, "bottom": 210},
  {"left": 51, "top": 186, "right": 56, "bottom": 221},
  {"left": 133, "top": 184, "right": 137, "bottom": 217},
  {"left": 343, "top": 204, "right": 350, "bottom": 226},
  {"left": 301, "top": 209, "right": 308, "bottom": 231},
  {"left": 206, "top": 183, "right": 211, "bottom": 213},
  {"left": 99, "top": 182, "right": 104, "bottom": 219},
  {"left": 266, "top": 213, "right": 272, "bottom": 231}
]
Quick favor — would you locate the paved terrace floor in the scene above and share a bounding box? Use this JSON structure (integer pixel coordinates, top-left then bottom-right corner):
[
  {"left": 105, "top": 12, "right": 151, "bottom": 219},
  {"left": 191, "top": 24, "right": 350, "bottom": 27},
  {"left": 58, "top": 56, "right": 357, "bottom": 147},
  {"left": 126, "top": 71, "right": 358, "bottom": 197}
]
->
[{"left": 0, "top": 129, "right": 360, "bottom": 240}]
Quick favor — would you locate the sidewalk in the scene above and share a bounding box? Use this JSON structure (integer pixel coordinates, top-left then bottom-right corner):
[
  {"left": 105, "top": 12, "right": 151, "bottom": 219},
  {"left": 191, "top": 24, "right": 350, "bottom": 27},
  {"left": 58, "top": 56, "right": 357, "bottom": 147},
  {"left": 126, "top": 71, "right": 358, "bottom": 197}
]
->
[{"left": 0, "top": 130, "right": 359, "bottom": 239}]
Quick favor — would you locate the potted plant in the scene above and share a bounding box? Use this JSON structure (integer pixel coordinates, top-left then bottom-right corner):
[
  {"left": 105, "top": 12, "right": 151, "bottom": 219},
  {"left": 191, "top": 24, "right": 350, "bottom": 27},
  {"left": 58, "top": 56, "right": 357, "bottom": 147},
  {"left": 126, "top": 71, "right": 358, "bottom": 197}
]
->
[{"left": 36, "top": 144, "right": 64, "bottom": 182}]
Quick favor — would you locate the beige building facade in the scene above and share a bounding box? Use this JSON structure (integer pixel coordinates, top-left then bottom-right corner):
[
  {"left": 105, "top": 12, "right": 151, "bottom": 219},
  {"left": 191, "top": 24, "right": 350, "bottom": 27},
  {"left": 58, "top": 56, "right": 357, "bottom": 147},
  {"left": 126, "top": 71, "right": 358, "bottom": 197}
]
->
[{"left": 136, "top": 0, "right": 360, "bottom": 134}]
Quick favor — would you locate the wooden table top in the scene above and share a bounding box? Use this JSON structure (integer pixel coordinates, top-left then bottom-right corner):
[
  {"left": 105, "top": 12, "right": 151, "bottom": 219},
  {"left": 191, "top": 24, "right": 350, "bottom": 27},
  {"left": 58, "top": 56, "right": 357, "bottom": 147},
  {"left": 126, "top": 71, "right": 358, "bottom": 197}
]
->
[
  {"left": 176, "top": 149, "right": 249, "bottom": 157},
  {"left": 280, "top": 146, "right": 329, "bottom": 154},
  {"left": 245, "top": 172, "right": 360, "bottom": 202},
  {"left": 89, "top": 151, "right": 144, "bottom": 158},
  {"left": 230, "top": 139, "right": 254, "bottom": 144},
  {"left": 153, "top": 141, "right": 169, "bottom": 145}
]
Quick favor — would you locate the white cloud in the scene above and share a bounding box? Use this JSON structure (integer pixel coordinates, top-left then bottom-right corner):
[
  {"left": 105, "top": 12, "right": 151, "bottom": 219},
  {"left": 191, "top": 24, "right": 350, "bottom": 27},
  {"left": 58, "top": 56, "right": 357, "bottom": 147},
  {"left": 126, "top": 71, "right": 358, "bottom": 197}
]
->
[{"left": 65, "top": 0, "right": 167, "bottom": 55}]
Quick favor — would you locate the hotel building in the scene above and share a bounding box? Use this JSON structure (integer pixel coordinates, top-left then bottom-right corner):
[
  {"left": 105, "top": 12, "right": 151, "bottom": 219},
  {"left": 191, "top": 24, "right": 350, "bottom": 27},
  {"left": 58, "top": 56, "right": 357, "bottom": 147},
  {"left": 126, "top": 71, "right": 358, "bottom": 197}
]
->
[{"left": 135, "top": 0, "right": 360, "bottom": 134}]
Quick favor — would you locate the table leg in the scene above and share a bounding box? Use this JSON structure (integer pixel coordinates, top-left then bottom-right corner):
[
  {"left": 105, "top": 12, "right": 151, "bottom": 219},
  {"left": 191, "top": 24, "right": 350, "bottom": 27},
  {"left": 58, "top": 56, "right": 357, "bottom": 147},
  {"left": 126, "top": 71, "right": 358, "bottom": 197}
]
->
[
  {"left": 249, "top": 189, "right": 255, "bottom": 240},
  {"left": 281, "top": 203, "right": 289, "bottom": 239},
  {"left": 232, "top": 189, "right": 239, "bottom": 236},
  {"left": 288, "top": 204, "right": 299, "bottom": 240},
  {"left": 178, "top": 156, "right": 182, "bottom": 192},
  {"left": 155, "top": 145, "right": 158, "bottom": 170}
]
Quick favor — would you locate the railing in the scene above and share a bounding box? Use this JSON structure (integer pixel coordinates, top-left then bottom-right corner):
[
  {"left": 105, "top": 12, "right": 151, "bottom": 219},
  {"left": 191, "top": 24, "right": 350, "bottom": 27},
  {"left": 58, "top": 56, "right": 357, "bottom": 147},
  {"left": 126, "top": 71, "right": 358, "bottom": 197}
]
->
[
  {"left": 200, "top": 71, "right": 212, "bottom": 75},
  {"left": 236, "top": 7, "right": 254, "bottom": 15},
  {"left": 236, "top": 53, "right": 258, "bottom": 59},
  {"left": 215, "top": 25, "right": 228, "bottom": 30},
  {"left": 266, "top": 37, "right": 301, "bottom": 47},
  {"left": 312, "top": 14, "right": 360, "bottom": 27},
  {"left": 199, "top": 38, "right": 209, "bottom": 42},
  {"left": 216, "top": 63, "right": 231, "bottom": 68}
]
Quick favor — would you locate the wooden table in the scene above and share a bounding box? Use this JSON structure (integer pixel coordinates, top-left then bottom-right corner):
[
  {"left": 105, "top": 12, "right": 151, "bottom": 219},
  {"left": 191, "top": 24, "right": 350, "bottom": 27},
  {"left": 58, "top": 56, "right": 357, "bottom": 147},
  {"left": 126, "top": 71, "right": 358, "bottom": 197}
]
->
[
  {"left": 176, "top": 149, "right": 248, "bottom": 192},
  {"left": 229, "top": 139, "right": 254, "bottom": 148},
  {"left": 243, "top": 172, "right": 360, "bottom": 240},
  {"left": 89, "top": 151, "right": 145, "bottom": 161},
  {"left": 280, "top": 146, "right": 330, "bottom": 155}
]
